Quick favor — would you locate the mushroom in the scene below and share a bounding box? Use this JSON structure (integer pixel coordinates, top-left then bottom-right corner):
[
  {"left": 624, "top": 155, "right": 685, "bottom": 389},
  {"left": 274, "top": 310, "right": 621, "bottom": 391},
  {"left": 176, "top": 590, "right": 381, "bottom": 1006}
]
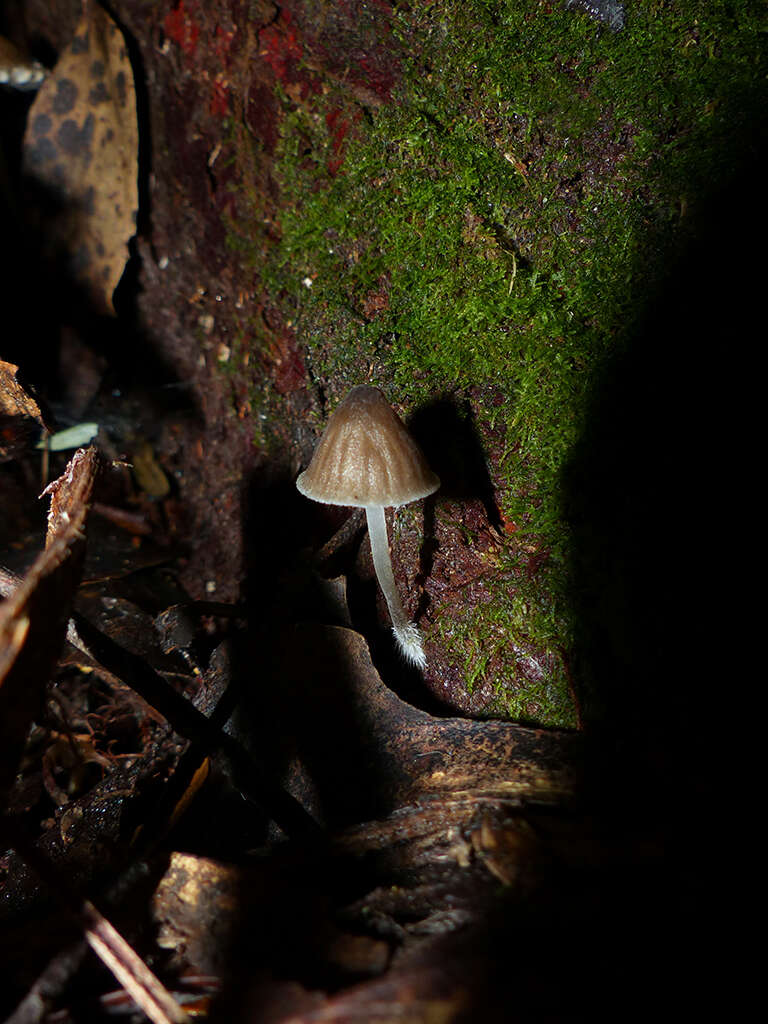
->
[{"left": 296, "top": 385, "right": 439, "bottom": 668}]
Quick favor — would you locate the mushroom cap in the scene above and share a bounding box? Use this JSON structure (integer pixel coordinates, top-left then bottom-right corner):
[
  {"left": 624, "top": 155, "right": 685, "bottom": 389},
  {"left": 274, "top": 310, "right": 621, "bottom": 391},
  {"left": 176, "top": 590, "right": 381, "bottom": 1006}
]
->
[{"left": 296, "top": 385, "right": 440, "bottom": 508}]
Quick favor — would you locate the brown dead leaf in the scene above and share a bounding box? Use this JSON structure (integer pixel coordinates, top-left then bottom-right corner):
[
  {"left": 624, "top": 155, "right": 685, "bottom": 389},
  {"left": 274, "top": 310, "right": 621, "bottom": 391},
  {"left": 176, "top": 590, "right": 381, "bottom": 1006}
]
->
[
  {"left": 0, "top": 358, "right": 47, "bottom": 460},
  {"left": 0, "top": 447, "right": 101, "bottom": 800},
  {"left": 42, "top": 443, "right": 101, "bottom": 547},
  {"left": 22, "top": 1, "right": 138, "bottom": 314}
]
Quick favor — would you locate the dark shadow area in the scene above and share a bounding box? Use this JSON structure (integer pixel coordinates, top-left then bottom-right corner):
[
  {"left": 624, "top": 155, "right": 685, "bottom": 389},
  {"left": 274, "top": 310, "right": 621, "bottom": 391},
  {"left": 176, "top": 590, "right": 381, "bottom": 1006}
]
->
[
  {"left": 562, "top": 108, "right": 768, "bottom": 1012},
  {"left": 236, "top": 466, "right": 381, "bottom": 831},
  {"left": 245, "top": 623, "right": 397, "bottom": 828},
  {"left": 564, "top": 144, "right": 764, "bottom": 763},
  {"left": 240, "top": 465, "right": 355, "bottom": 631},
  {"left": 409, "top": 396, "right": 503, "bottom": 532},
  {"left": 0, "top": 83, "right": 61, "bottom": 389},
  {"left": 408, "top": 396, "right": 504, "bottom": 637}
]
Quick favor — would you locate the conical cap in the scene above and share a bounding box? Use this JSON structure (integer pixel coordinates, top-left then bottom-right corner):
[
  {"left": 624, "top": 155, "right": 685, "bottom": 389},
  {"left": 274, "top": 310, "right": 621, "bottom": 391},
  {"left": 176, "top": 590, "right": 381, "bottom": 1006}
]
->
[{"left": 296, "top": 385, "right": 439, "bottom": 508}]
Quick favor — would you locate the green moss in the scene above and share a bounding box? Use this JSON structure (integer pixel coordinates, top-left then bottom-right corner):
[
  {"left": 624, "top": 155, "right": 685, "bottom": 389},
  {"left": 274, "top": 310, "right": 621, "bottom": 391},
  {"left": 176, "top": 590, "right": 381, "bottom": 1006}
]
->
[{"left": 253, "top": 0, "right": 765, "bottom": 724}]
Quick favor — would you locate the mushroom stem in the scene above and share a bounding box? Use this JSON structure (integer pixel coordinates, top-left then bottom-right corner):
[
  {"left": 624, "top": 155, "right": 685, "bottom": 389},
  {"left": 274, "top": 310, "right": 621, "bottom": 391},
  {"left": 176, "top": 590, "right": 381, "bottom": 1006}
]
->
[{"left": 365, "top": 504, "right": 427, "bottom": 669}]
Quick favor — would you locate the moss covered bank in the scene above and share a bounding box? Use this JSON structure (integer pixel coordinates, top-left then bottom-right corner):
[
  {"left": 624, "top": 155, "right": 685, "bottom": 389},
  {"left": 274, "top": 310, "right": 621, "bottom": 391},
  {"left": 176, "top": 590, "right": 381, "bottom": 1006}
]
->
[{"left": 226, "top": 0, "right": 766, "bottom": 726}]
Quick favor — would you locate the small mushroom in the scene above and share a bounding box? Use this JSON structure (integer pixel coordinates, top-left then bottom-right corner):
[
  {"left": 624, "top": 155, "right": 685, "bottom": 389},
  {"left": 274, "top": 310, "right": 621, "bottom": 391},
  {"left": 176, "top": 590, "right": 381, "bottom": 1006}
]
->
[{"left": 296, "top": 385, "right": 439, "bottom": 668}]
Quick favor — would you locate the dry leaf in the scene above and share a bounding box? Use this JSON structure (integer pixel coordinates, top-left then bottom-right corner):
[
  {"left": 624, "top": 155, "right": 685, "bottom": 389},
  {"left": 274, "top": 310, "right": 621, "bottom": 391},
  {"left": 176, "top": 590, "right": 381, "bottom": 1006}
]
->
[
  {"left": 0, "top": 358, "right": 47, "bottom": 460},
  {"left": 22, "top": 1, "right": 138, "bottom": 314},
  {"left": 0, "top": 447, "right": 101, "bottom": 799},
  {"left": 41, "top": 443, "right": 101, "bottom": 546}
]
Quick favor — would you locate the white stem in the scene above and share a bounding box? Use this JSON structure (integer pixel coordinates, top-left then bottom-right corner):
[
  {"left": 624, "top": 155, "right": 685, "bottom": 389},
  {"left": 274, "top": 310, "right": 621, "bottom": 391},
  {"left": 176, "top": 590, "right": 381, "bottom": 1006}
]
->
[{"left": 365, "top": 505, "right": 427, "bottom": 669}]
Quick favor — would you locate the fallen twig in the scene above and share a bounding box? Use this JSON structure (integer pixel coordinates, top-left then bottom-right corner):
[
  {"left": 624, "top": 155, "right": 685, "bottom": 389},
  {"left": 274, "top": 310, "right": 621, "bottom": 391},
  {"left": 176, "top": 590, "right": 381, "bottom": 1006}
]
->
[{"left": 1, "top": 817, "right": 189, "bottom": 1024}]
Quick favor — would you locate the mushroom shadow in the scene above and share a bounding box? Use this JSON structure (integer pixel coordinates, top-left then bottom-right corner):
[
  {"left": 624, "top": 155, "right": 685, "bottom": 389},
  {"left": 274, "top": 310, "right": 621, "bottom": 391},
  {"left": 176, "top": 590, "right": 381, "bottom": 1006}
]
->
[
  {"left": 408, "top": 395, "right": 503, "bottom": 530},
  {"left": 407, "top": 396, "right": 503, "bottom": 623}
]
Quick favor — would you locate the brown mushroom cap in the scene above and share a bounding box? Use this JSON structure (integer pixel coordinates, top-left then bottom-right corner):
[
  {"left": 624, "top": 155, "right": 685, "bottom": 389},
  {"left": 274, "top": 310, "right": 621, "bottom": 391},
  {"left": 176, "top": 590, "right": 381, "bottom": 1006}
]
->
[{"left": 296, "top": 385, "right": 439, "bottom": 508}]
